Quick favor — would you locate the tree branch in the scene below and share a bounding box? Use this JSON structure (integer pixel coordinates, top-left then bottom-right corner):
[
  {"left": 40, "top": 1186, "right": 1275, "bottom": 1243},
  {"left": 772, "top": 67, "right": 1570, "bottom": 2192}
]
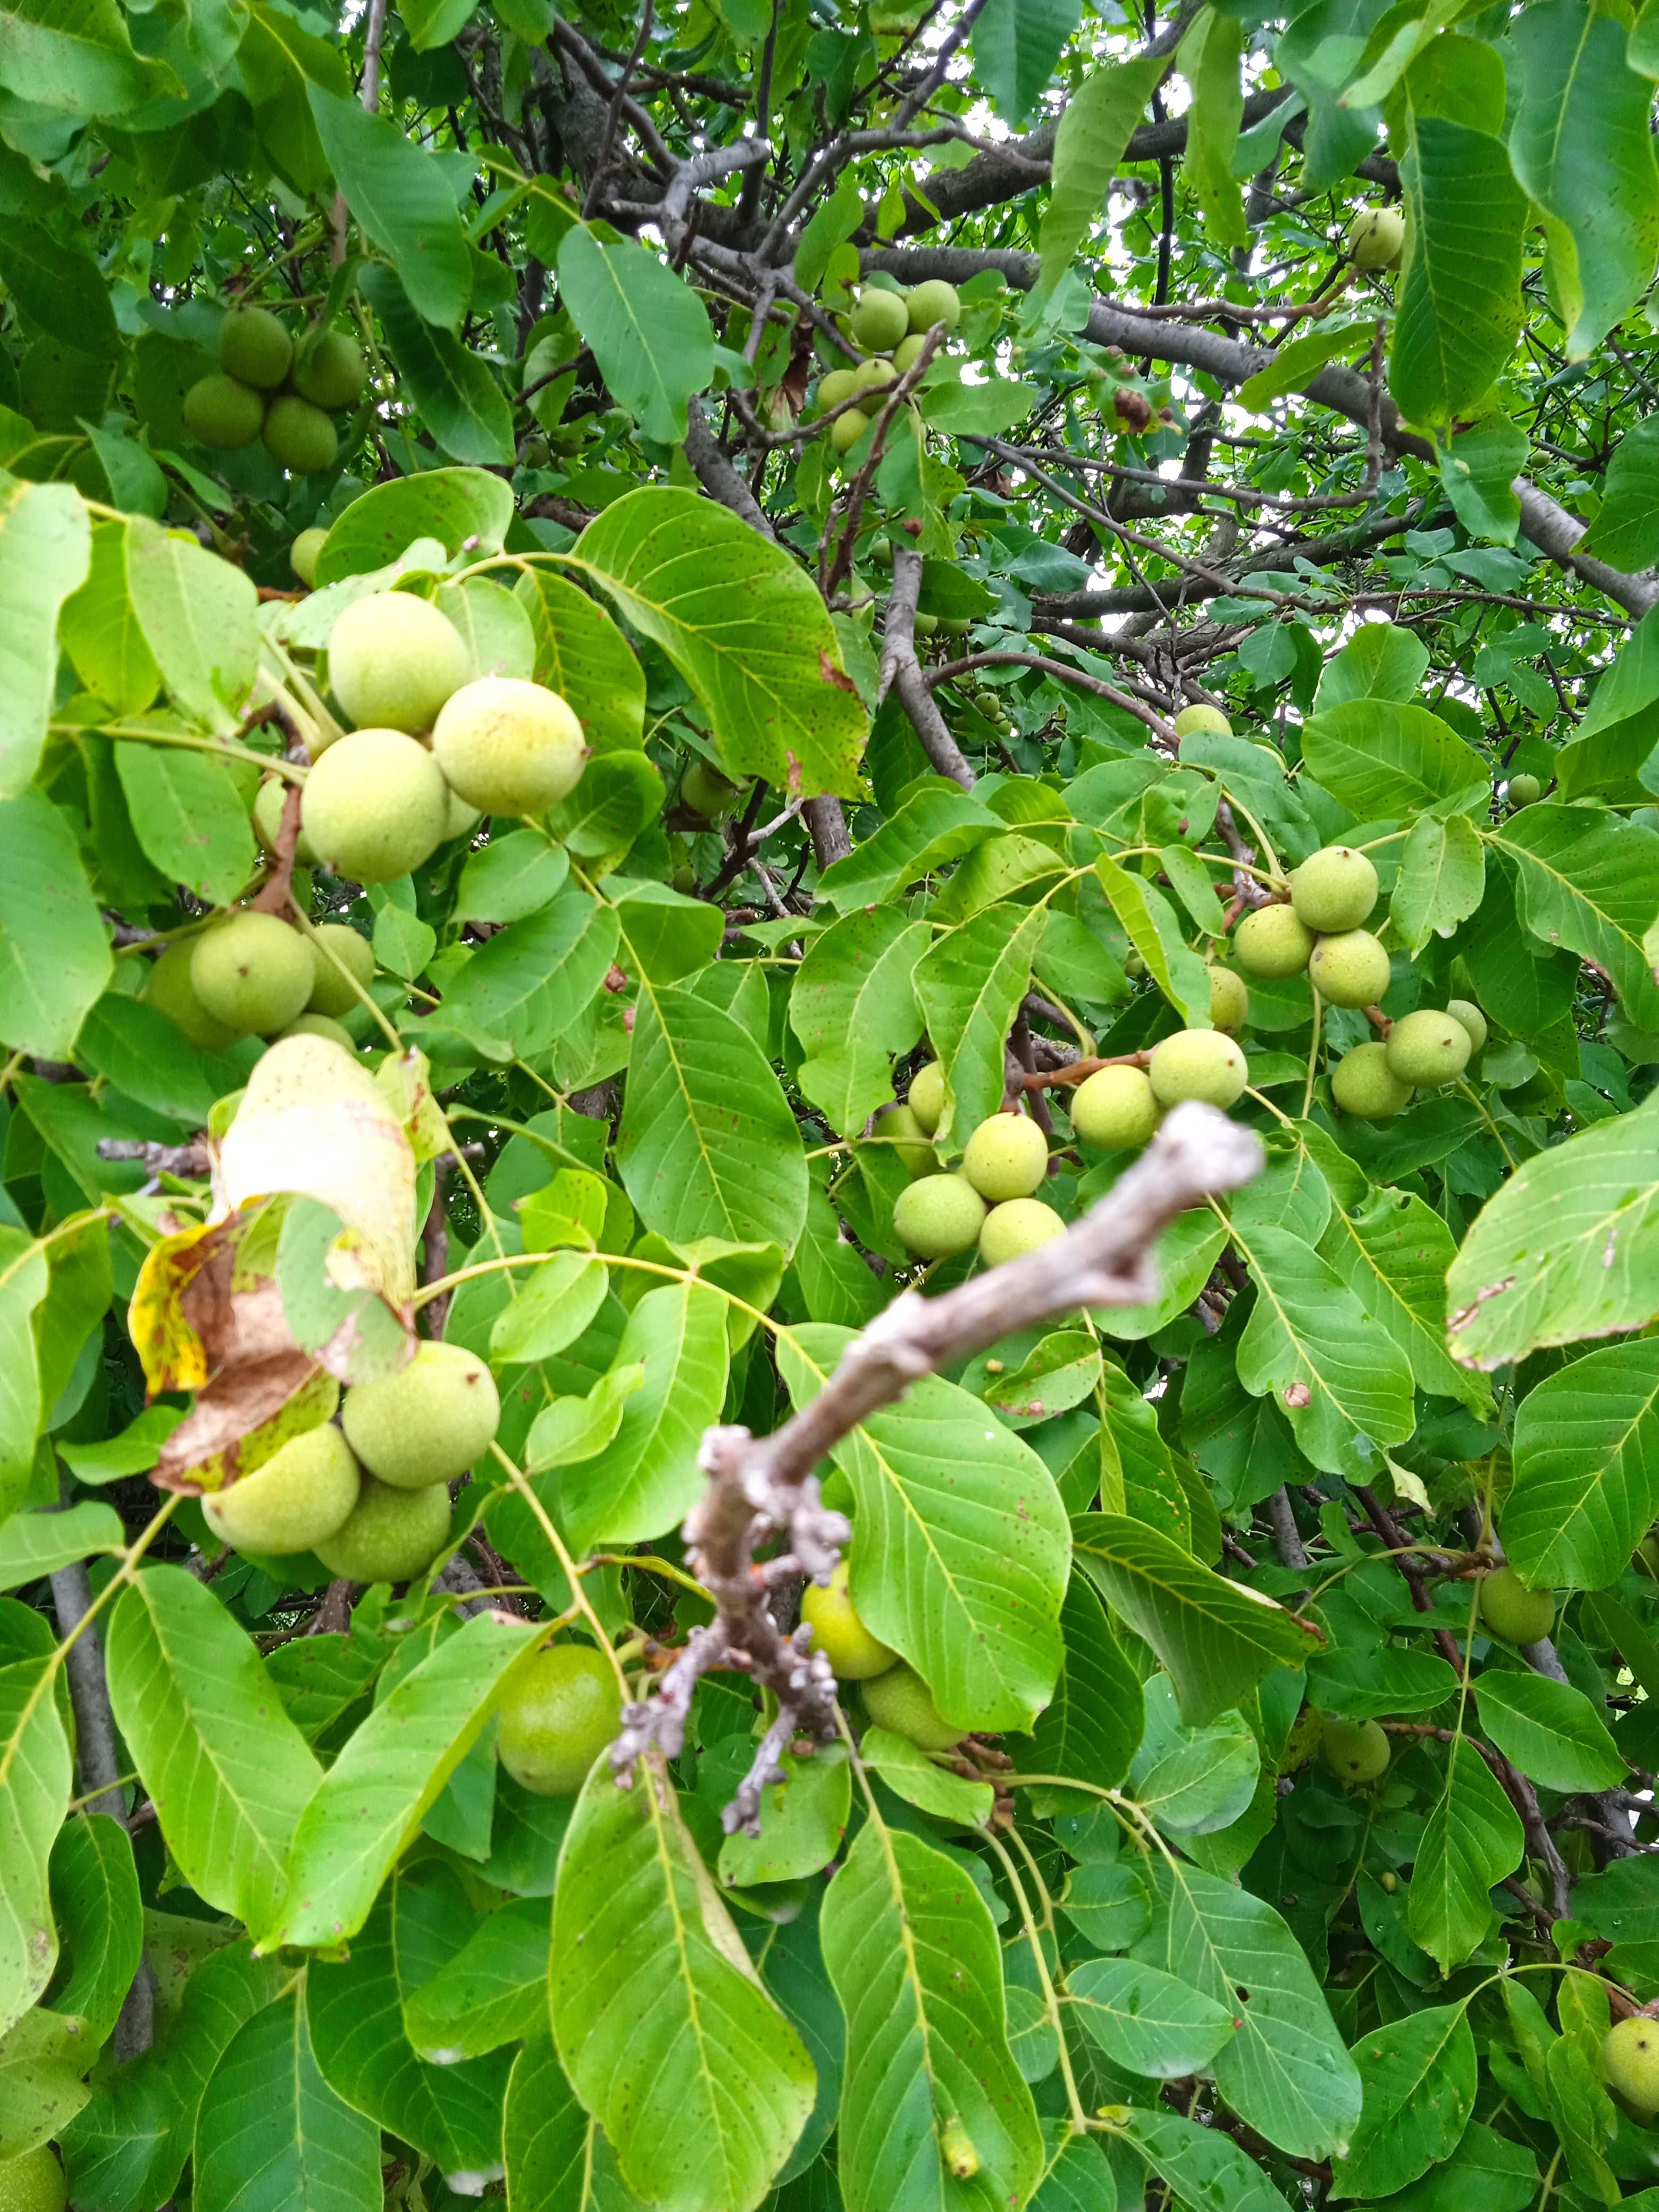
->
[
  {"left": 862, "top": 245, "right": 1659, "bottom": 617},
  {"left": 882, "top": 545, "right": 977, "bottom": 788},
  {"left": 611, "top": 1103, "right": 1263, "bottom": 1829}
]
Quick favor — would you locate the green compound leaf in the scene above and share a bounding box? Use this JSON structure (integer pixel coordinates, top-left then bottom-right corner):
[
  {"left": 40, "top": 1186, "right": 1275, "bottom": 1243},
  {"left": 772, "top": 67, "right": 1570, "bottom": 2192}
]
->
[
  {"left": 572, "top": 488, "right": 867, "bottom": 799},
  {"left": 1072, "top": 1513, "right": 1322, "bottom": 1727},
  {"left": 550, "top": 1759, "right": 816, "bottom": 2212},
  {"left": 1447, "top": 1101, "right": 1659, "bottom": 1369},
  {"left": 783, "top": 1323, "right": 1069, "bottom": 1734},
  {"left": 822, "top": 1817, "right": 1043, "bottom": 2212},
  {"left": 192, "top": 1989, "right": 382, "bottom": 2212},
  {"left": 105, "top": 1566, "right": 323, "bottom": 1938}
]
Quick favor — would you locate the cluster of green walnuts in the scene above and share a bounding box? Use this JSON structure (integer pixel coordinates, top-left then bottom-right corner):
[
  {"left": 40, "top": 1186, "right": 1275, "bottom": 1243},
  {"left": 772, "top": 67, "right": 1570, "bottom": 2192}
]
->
[
  {"left": 811, "top": 276, "right": 963, "bottom": 457},
  {"left": 139, "top": 589, "right": 589, "bottom": 1057},
  {"left": 181, "top": 305, "right": 367, "bottom": 476},
  {"left": 1228, "top": 820, "right": 1487, "bottom": 1120},
  {"left": 204, "top": 1340, "right": 498, "bottom": 1587},
  {"left": 205, "top": 1325, "right": 626, "bottom": 1804}
]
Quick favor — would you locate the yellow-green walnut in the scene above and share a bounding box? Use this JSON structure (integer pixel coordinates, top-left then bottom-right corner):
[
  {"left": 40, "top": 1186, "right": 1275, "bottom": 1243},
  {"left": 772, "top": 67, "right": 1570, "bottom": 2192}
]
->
[
  {"left": 431, "top": 676, "right": 588, "bottom": 816},
  {"left": 190, "top": 912, "right": 314, "bottom": 1037},
  {"left": 1070, "top": 1064, "right": 1158, "bottom": 1151},
  {"left": 202, "top": 1422, "right": 359, "bottom": 1556},
  {"left": 979, "top": 1198, "right": 1066, "bottom": 1266},
  {"left": 314, "top": 1474, "right": 452, "bottom": 1585},
  {"left": 961, "top": 1113, "right": 1049, "bottom": 1201},
  {"left": 326, "top": 592, "right": 471, "bottom": 735},
  {"left": 1479, "top": 1567, "right": 1554, "bottom": 1646},
  {"left": 1290, "top": 845, "right": 1379, "bottom": 933},
  {"left": 1234, "top": 904, "right": 1313, "bottom": 979},
  {"left": 497, "top": 1644, "right": 622, "bottom": 1795},
  {"left": 862, "top": 1663, "right": 960, "bottom": 1749},
  {"left": 893, "top": 1174, "right": 985, "bottom": 1259},
  {"left": 341, "top": 1339, "right": 501, "bottom": 1490},
  {"left": 801, "top": 1562, "right": 896, "bottom": 1680},
  {"left": 873, "top": 1102, "right": 934, "bottom": 1177},
  {"left": 1147, "top": 1028, "right": 1247, "bottom": 1109},
  {"left": 300, "top": 727, "right": 450, "bottom": 884},
  {"left": 1308, "top": 928, "right": 1391, "bottom": 1009},
  {"left": 306, "top": 922, "right": 375, "bottom": 1016}
]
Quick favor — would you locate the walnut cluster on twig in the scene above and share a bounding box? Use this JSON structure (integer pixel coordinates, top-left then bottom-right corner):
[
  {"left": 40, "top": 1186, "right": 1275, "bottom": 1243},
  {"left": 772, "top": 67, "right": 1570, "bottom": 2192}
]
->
[{"left": 610, "top": 1100, "right": 1264, "bottom": 1833}]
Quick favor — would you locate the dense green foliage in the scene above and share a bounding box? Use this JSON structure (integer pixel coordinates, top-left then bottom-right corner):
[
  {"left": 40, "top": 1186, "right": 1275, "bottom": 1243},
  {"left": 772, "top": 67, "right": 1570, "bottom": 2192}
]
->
[{"left": 6, "top": 0, "right": 1659, "bottom": 2208}]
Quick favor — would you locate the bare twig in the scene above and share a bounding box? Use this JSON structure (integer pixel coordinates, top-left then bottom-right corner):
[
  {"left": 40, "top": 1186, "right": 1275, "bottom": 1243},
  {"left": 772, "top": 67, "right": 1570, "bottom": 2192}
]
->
[{"left": 611, "top": 1104, "right": 1264, "bottom": 1829}]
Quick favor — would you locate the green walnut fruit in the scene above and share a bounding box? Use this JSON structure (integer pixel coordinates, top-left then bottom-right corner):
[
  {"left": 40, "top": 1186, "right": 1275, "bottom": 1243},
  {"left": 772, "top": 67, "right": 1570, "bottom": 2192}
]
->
[
  {"left": 1071, "top": 1063, "right": 1158, "bottom": 1151},
  {"left": 1331, "top": 1042, "right": 1413, "bottom": 1120},
  {"left": 300, "top": 727, "right": 450, "bottom": 884},
  {"left": 1209, "top": 967, "right": 1250, "bottom": 1034},
  {"left": 1321, "top": 1715, "right": 1390, "bottom": 1783},
  {"left": 1603, "top": 2017, "right": 1659, "bottom": 2114},
  {"left": 1386, "top": 1008, "right": 1472, "bottom": 1088},
  {"left": 1479, "top": 1566, "right": 1555, "bottom": 1646},
  {"left": 817, "top": 366, "right": 861, "bottom": 411},
  {"left": 962, "top": 1112, "right": 1049, "bottom": 1201},
  {"left": 497, "top": 1643, "right": 622, "bottom": 1795},
  {"left": 190, "top": 911, "right": 314, "bottom": 1036},
  {"left": 862, "top": 1662, "right": 960, "bottom": 1750},
  {"left": 203, "top": 1421, "right": 359, "bottom": 1556},
  {"left": 681, "top": 757, "right": 742, "bottom": 819},
  {"left": 913, "top": 610, "right": 938, "bottom": 638},
  {"left": 1308, "top": 928, "right": 1392, "bottom": 1010},
  {"left": 341, "top": 1339, "right": 501, "bottom": 1490},
  {"left": 874, "top": 1102, "right": 935, "bottom": 1177},
  {"left": 853, "top": 357, "right": 896, "bottom": 393},
  {"left": 906, "top": 278, "right": 961, "bottom": 333},
  {"left": 182, "top": 372, "right": 265, "bottom": 450},
  {"left": 141, "top": 939, "right": 243, "bottom": 1049},
  {"left": 907, "top": 1060, "right": 945, "bottom": 1134},
  {"left": 220, "top": 304, "right": 293, "bottom": 389},
  {"left": 0, "top": 2146, "right": 67, "bottom": 2212},
  {"left": 290, "top": 526, "right": 328, "bottom": 587},
  {"left": 893, "top": 1173, "right": 986, "bottom": 1259},
  {"left": 279, "top": 1012, "right": 355, "bottom": 1049},
  {"left": 893, "top": 332, "right": 928, "bottom": 372},
  {"left": 293, "top": 329, "right": 367, "bottom": 411},
  {"left": 830, "top": 405, "right": 870, "bottom": 455},
  {"left": 802, "top": 1562, "right": 896, "bottom": 1680},
  {"left": 264, "top": 396, "right": 337, "bottom": 475},
  {"left": 432, "top": 676, "right": 587, "bottom": 816},
  {"left": 980, "top": 1197, "right": 1066, "bottom": 1267},
  {"left": 1148, "top": 1028, "right": 1248, "bottom": 1109},
  {"left": 1446, "top": 998, "right": 1488, "bottom": 1055},
  {"left": 326, "top": 591, "right": 471, "bottom": 735},
  {"left": 1234, "top": 904, "right": 1314, "bottom": 979},
  {"left": 1172, "top": 702, "right": 1231, "bottom": 739},
  {"left": 850, "top": 288, "right": 909, "bottom": 353},
  {"left": 1348, "top": 206, "right": 1405, "bottom": 270},
  {"left": 1290, "top": 845, "right": 1379, "bottom": 932},
  {"left": 306, "top": 921, "right": 375, "bottom": 1016},
  {"left": 443, "top": 787, "right": 482, "bottom": 841},
  {"left": 314, "top": 1472, "right": 452, "bottom": 1584},
  {"left": 1508, "top": 772, "right": 1542, "bottom": 808},
  {"left": 252, "top": 776, "right": 317, "bottom": 865}
]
